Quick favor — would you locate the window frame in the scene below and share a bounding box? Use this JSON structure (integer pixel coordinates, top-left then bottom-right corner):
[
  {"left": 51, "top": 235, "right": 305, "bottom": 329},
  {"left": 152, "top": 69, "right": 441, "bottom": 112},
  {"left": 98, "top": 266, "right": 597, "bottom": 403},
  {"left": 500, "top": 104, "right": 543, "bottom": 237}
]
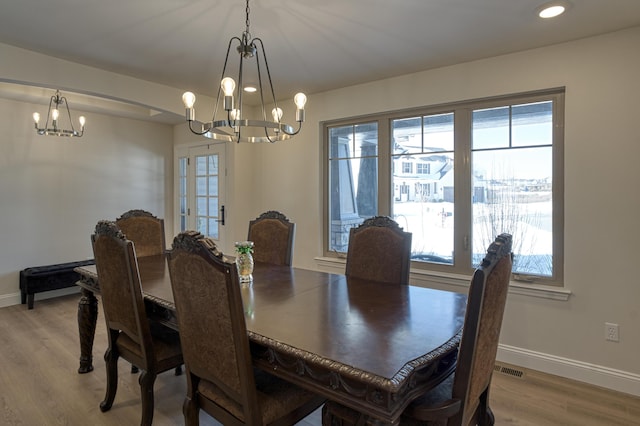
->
[{"left": 322, "top": 88, "right": 565, "bottom": 286}]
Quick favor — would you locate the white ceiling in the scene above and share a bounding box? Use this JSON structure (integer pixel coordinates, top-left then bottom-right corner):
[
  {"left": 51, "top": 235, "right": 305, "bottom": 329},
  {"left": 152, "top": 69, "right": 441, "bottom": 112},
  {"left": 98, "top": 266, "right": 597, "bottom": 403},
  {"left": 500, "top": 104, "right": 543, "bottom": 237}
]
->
[{"left": 1, "top": 0, "right": 640, "bottom": 116}]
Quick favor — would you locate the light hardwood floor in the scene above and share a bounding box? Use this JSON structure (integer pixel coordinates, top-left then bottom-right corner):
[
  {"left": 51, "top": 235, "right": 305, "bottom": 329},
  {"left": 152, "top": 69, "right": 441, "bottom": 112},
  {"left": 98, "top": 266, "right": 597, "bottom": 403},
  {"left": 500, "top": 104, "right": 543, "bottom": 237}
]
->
[{"left": 1, "top": 293, "right": 638, "bottom": 425}]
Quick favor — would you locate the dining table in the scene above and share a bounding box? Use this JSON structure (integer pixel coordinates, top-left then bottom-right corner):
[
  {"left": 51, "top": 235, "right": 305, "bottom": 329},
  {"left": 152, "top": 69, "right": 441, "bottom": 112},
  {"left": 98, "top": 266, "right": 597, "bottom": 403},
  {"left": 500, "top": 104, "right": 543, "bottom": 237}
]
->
[{"left": 74, "top": 254, "right": 466, "bottom": 424}]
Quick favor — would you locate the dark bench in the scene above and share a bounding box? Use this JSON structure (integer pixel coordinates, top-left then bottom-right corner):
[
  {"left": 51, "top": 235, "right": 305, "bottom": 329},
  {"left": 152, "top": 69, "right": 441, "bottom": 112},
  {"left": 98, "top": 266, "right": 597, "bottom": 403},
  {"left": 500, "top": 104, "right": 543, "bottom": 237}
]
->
[{"left": 20, "top": 259, "right": 95, "bottom": 309}]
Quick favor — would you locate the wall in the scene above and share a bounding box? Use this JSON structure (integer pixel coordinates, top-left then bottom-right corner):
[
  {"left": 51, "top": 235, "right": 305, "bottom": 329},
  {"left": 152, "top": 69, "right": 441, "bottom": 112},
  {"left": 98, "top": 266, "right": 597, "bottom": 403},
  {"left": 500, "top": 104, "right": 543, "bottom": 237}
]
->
[
  {"left": 0, "top": 97, "right": 173, "bottom": 306},
  {"left": 244, "top": 27, "right": 640, "bottom": 394}
]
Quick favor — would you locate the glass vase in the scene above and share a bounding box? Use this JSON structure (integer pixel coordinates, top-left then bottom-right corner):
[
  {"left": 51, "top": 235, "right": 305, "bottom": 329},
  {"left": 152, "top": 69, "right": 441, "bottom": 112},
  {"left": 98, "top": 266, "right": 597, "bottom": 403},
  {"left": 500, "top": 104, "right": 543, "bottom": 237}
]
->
[{"left": 235, "top": 241, "right": 254, "bottom": 285}]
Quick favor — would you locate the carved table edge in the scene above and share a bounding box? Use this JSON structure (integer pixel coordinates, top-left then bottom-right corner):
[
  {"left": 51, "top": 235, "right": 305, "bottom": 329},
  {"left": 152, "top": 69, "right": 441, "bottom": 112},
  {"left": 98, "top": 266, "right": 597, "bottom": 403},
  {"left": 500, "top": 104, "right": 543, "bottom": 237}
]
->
[{"left": 248, "top": 329, "right": 462, "bottom": 393}]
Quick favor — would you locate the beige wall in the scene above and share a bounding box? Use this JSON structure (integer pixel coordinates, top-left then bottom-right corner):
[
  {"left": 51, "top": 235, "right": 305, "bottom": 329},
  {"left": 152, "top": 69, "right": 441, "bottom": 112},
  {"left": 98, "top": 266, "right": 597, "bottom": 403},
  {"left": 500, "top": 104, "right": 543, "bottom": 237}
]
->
[{"left": 0, "top": 26, "right": 638, "bottom": 395}]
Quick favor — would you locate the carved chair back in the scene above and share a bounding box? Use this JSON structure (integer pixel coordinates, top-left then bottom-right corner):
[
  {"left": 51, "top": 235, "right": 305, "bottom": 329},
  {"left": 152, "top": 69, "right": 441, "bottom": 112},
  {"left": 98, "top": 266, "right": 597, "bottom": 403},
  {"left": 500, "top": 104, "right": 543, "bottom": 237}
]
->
[
  {"left": 403, "top": 233, "right": 513, "bottom": 426},
  {"left": 91, "top": 220, "right": 183, "bottom": 426},
  {"left": 247, "top": 210, "right": 295, "bottom": 266},
  {"left": 92, "top": 220, "right": 153, "bottom": 364},
  {"left": 116, "top": 209, "right": 166, "bottom": 257},
  {"left": 168, "top": 230, "right": 325, "bottom": 425},
  {"left": 345, "top": 216, "right": 412, "bottom": 285}
]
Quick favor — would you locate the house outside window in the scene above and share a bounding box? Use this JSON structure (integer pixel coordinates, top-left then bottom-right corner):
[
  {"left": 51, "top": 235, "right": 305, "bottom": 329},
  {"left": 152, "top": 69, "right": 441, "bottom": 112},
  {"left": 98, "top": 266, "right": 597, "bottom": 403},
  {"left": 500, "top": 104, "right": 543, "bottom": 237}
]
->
[{"left": 323, "top": 89, "right": 564, "bottom": 285}]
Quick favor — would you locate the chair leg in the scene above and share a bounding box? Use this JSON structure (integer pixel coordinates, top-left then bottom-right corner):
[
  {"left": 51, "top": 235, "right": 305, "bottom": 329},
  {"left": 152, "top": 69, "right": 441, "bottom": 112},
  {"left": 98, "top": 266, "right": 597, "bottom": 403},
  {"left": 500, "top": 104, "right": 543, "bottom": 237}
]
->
[
  {"left": 183, "top": 395, "right": 200, "bottom": 426},
  {"left": 138, "top": 370, "right": 157, "bottom": 426},
  {"left": 478, "top": 388, "right": 495, "bottom": 426},
  {"left": 100, "top": 348, "right": 119, "bottom": 412}
]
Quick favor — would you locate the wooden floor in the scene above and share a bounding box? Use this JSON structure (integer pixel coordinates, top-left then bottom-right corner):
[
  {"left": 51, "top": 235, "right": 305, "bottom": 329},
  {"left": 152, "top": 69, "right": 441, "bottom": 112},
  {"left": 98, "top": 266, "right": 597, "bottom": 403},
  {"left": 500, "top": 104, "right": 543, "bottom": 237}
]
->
[{"left": 1, "top": 293, "right": 638, "bottom": 425}]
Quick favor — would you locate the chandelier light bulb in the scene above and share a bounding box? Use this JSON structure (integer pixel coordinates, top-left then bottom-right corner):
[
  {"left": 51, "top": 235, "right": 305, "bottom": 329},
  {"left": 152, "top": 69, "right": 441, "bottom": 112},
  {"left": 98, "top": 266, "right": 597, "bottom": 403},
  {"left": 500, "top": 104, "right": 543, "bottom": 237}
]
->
[
  {"left": 52, "top": 108, "right": 59, "bottom": 121},
  {"left": 33, "top": 112, "right": 40, "bottom": 123},
  {"left": 221, "top": 78, "right": 236, "bottom": 96},
  {"left": 272, "top": 107, "right": 283, "bottom": 122},
  {"left": 182, "top": 91, "right": 196, "bottom": 108},
  {"left": 294, "top": 93, "right": 307, "bottom": 109},
  {"left": 79, "top": 116, "right": 86, "bottom": 127}
]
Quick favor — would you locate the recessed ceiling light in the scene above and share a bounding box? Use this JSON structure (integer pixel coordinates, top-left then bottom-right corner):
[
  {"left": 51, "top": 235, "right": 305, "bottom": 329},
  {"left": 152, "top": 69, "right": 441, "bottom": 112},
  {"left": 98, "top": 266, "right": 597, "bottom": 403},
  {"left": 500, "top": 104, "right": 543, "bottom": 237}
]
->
[
  {"left": 538, "top": 3, "right": 567, "bottom": 19},
  {"left": 244, "top": 86, "right": 257, "bottom": 93}
]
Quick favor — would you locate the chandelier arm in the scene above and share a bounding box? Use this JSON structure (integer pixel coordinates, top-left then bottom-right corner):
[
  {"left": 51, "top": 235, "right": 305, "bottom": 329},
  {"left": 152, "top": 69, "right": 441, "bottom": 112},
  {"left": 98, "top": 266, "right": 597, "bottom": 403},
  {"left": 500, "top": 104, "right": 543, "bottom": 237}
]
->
[
  {"left": 61, "top": 96, "right": 78, "bottom": 134},
  {"left": 187, "top": 119, "right": 213, "bottom": 136},
  {"left": 281, "top": 121, "right": 303, "bottom": 136},
  {"left": 253, "top": 38, "right": 279, "bottom": 143},
  {"left": 254, "top": 38, "right": 278, "bottom": 109}
]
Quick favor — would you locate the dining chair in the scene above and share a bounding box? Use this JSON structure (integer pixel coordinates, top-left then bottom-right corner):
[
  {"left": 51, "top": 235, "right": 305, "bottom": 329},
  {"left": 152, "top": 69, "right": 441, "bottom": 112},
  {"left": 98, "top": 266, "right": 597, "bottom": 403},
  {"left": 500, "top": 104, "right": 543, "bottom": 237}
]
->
[
  {"left": 345, "top": 216, "right": 412, "bottom": 285},
  {"left": 322, "top": 233, "right": 513, "bottom": 426},
  {"left": 115, "top": 209, "right": 166, "bottom": 257},
  {"left": 168, "top": 230, "right": 326, "bottom": 426},
  {"left": 247, "top": 210, "right": 295, "bottom": 266},
  {"left": 91, "top": 220, "right": 183, "bottom": 426}
]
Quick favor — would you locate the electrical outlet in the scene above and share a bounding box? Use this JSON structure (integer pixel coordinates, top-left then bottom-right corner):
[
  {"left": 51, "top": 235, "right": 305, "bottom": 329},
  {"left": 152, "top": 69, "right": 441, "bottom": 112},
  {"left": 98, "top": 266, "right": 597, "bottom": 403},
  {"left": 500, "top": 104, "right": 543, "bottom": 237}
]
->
[{"left": 605, "top": 323, "right": 619, "bottom": 342}]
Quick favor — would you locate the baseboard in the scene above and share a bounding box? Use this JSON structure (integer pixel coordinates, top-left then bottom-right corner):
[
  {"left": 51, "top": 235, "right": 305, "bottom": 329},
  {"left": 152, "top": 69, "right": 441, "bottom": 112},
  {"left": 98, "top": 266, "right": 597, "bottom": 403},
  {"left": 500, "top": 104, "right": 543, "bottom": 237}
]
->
[
  {"left": 497, "top": 344, "right": 640, "bottom": 397},
  {"left": 0, "top": 287, "right": 81, "bottom": 309}
]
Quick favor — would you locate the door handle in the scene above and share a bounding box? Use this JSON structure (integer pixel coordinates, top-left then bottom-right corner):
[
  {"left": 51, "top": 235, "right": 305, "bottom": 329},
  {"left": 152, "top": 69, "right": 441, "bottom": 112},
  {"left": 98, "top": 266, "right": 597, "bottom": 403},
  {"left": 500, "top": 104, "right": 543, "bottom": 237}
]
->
[{"left": 217, "top": 205, "right": 225, "bottom": 225}]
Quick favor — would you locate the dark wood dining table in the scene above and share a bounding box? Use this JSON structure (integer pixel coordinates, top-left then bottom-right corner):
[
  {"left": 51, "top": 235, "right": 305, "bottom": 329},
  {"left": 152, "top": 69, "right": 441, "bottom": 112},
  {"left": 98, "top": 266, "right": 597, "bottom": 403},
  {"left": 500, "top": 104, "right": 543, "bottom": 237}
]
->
[{"left": 74, "top": 254, "right": 466, "bottom": 424}]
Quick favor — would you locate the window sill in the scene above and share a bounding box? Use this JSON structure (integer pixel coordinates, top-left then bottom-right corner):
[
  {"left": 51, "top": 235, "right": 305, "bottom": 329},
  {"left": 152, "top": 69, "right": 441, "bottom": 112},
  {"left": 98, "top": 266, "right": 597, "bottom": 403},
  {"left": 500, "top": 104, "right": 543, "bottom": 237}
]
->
[{"left": 313, "top": 256, "right": 571, "bottom": 302}]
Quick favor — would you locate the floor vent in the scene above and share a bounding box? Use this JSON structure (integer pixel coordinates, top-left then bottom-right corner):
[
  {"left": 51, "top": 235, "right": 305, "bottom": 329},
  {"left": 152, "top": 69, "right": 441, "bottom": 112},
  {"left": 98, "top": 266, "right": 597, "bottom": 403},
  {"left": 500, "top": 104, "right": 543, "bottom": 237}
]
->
[{"left": 494, "top": 364, "right": 525, "bottom": 379}]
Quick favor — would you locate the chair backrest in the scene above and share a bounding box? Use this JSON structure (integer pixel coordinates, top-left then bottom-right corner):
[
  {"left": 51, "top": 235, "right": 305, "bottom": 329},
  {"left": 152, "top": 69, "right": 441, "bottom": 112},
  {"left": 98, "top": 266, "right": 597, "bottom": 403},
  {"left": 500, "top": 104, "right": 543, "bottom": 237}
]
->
[
  {"left": 247, "top": 210, "right": 295, "bottom": 266},
  {"left": 345, "top": 216, "right": 412, "bottom": 284},
  {"left": 451, "top": 233, "right": 513, "bottom": 426},
  {"left": 168, "top": 231, "right": 263, "bottom": 422},
  {"left": 91, "top": 220, "right": 154, "bottom": 367},
  {"left": 115, "top": 209, "right": 166, "bottom": 257}
]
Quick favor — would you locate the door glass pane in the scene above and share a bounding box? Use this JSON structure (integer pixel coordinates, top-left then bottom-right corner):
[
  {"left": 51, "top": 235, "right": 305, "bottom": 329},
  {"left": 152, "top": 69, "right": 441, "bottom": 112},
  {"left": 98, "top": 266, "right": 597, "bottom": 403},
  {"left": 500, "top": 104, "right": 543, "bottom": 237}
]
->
[
  {"left": 392, "top": 113, "right": 454, "bottom": 264},
  {"left": 472, "top": 101, "right": 553, "bottom": 276},
  {"left": 194, "top": 153, "right": 220, "bottom": 239},
  {"left": 178, "top": 157, "right": 188, "bottom": 231}
]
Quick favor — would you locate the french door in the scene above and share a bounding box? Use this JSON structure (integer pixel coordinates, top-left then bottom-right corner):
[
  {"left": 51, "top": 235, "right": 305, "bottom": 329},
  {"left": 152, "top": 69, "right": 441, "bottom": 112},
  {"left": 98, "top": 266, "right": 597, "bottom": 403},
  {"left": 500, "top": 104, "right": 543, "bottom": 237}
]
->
[{"left": 175, "top": 143, "right": 226, "bottom": 249}]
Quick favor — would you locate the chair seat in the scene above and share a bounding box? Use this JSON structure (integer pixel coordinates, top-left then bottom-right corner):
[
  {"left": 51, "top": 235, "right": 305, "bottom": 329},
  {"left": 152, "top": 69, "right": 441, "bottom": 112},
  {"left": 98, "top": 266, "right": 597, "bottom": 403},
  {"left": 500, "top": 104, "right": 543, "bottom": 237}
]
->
[
  {"left": 115, "top": 329, "right": 183, "bottom": 372},
  {"left": 199, "top": 368, "right": 324, "bottom": 424}
]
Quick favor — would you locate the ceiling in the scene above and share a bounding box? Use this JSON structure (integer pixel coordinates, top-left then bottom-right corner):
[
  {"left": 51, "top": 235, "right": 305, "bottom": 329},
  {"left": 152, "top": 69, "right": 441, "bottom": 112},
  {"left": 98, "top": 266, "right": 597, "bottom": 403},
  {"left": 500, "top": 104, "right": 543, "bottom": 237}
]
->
[{"left": 1, "top": 0, "right": 640, "bottom": 121}]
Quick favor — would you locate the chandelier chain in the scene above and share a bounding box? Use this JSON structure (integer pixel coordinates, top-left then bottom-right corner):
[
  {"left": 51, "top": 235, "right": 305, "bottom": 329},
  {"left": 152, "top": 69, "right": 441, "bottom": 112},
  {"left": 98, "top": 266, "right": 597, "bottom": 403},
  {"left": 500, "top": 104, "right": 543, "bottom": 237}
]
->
[{"left": 245, "top": 0, "right": 251, "bottom": 37}]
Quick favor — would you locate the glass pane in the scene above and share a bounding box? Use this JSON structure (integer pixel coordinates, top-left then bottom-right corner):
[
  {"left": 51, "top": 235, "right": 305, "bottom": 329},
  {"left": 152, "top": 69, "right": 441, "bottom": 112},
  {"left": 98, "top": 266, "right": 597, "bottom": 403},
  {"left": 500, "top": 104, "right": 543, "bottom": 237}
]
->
[
  {"left": 329, "top": 126, "right": 353, "bottom": 159},
  {"left": 424, "top": 113, "right": 454, "bottom": 151},
  {"left": 208, "top": 176, "right": 218, "bottom": 196},
  {"left": 196, "top": 177, "right": 207, "bottom": 196},
  {"left": 393, "top": 117, "right": 422, "bottom": 154},
  {"left": 328, "top": 122, "right": 378, "bottom": 253},
  {"left": 472, "top": 146, "right": 553, "bottom": 276},
  {"left": 512, "top": 101, "right": 553, "bottom": 147},
  {"left": 180, "top": 197, "right": 186, "bottom": 214},
  {"left": 392, "top": 153, "right": 455, "bottom": 264},
  {"left": 472, "top": 106, "right": 509, "bottom": 150},
  {"left": 180, "top": 216, "right": 186, "bottom": 231},
  {"left": 353, "top": 123, "right": 378, "bottom": 158},
  {"left": 196, "top": 156, "right": 207, "bottom": 175},
  {"left": 208, "top": 155, "right": 218, "bottom": 174},
  {"left": 209, "top": 197, "right": 218, "bottom": 217},
  {"left": 196, "top": 196, "right": 207, "bottom": 216},
  {"left": 197, "top": 217, "right": 207, "bottom": 235},
  {"left": 208, "top": 218, "right": 219, "bottom": 239},
  {"left": 392, "top": 112, "right": 455, "bottom": 264}
]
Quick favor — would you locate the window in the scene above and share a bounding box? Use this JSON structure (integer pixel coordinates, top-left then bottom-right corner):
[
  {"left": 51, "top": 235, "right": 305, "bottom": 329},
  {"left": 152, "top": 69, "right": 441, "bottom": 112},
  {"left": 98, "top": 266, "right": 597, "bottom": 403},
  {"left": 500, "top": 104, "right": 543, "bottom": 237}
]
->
[{"left": 323, "top": 89, "right": 564, "bottom": 285}]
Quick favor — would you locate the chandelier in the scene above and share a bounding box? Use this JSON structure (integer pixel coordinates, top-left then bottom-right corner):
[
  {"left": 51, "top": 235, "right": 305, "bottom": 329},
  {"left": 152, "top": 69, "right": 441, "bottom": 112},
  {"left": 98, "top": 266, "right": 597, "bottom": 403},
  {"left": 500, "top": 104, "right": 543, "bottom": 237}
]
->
[
  {"left": 33, "top": 90, "right": 86, "bottom": 137},
  {"left": 182, "top": 0, "right": 306, "bottom": 143}
]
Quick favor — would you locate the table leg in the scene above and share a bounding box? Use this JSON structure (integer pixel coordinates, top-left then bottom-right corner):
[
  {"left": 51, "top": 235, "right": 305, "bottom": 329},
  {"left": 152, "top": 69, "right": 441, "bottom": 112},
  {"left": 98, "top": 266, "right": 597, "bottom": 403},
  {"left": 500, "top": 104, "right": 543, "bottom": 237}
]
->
[{"left": 77, "top": 288, "right": 98, "bottom": 374}]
